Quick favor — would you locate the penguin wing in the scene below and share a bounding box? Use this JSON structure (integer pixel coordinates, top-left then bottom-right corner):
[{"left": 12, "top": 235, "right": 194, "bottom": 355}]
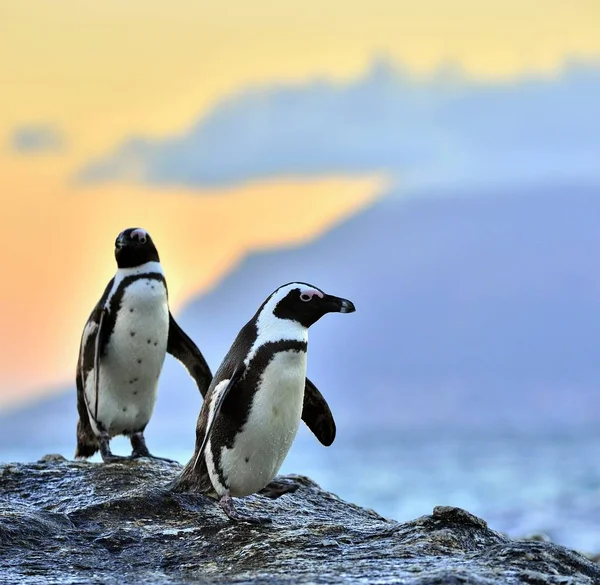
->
[
  {"left": 302, "top": 378, "right": 337, "bottom": 446},
  {"left": 92, "top": 306, "right": 110, "bottom": 422},
  {"left": 76, "top": 278, "right": 114, "bottom": 426},
  {"left": 167, "top": 312, "right": 213, "bottom": 397},
  {"left": 193, "top": 364, "right": 245, "bottom": 470},
  {"left": 76, "top": 317, "right": 99, "bottom": 454}
]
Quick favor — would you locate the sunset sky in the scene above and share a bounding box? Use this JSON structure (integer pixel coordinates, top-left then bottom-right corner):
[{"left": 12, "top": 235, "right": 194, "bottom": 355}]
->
[{"left": 1, "top": 0, "right": 599, "bottom": 408}]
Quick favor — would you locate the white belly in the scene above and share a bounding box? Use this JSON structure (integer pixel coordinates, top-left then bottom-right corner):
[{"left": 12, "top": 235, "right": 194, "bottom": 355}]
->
[
  {"left": 84, "top": 278, "right": 169, "bottom": 437},
  {"left": 212, "top": 350, "right": 307, "bottom": 497}
]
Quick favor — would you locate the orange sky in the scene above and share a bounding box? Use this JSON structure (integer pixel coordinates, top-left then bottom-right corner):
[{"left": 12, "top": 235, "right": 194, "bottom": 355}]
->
[
  {"left": 0, "top": 163, "right": 387, "bottom": 406},
  {"left": 1, "top": 0, "right": 599, "bottom": 407}
]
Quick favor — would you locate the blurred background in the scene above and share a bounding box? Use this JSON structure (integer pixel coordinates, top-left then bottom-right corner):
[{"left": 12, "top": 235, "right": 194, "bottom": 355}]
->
[{"left": 1, "top": 0, "right": 600, "bottom": 552}]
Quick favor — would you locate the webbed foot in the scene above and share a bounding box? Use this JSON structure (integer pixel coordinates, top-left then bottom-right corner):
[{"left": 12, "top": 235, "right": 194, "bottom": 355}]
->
[
  {"left": 99, "top": 433, "right": 129, "bottom": 464},
  {"left": 258, "top": 478, "right": 300, "bottom": 499},
  {"left": 130, "top": 432, "right": 177, "bottom": 463},
  {"left": 219, "top": 495, "right": 272, "bottom": 525}
]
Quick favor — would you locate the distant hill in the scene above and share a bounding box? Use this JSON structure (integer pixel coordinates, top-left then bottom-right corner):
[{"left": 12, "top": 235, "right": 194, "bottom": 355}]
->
[
  {"left": 174, "top": 184, "right": 600, "bottom": 430},
  {"left": 2, "top": 183, "right": 599, "bottom": 461}
]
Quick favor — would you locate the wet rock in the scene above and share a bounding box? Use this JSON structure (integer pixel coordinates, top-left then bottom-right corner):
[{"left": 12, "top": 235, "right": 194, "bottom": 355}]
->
[{"left": 0, "top": 458, "right": 598, "bottom": 584}]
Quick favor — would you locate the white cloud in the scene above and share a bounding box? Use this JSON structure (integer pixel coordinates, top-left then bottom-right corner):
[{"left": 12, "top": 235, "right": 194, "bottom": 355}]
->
[{"left": 78, "top": 58, "right": 600, "bottom": 189}]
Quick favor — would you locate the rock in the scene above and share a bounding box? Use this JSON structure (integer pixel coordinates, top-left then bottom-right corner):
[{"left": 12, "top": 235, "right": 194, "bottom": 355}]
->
[
  {"left": 519, "top": 532, "right": 552, "bottom": 543},
  {"left": 587, "top": 553, "right": 600, "bottom": 564},
  {"left": 1, "top": 458, "right": 598, "bottom": 584}
]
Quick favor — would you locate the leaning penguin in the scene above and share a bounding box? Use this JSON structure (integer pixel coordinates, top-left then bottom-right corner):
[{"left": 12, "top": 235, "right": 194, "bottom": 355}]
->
[
  {"left": 75, "top": 227, "right": 212, "bottom": 463},
  {"left": 170, "top": 282, "right": 355, "bottom": 523}
]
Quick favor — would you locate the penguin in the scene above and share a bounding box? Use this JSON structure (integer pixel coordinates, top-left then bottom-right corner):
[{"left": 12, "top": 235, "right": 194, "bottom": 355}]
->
[
  {"left": 75, "top": 227, "right": 212, "bottom": 463},
  {"left": 170, "top": 282, "right": 355, "bottom": 523}
]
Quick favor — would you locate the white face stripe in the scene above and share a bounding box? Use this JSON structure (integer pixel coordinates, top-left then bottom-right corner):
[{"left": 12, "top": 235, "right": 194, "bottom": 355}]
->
[
  {"left": 244, "top": 283, "right": 318, "bottom": 366},
  {"left": 268, "top": 283, "right": 324, "bottom": 305},
  {"left": 299, "top": 289, "right": 323, "bottom": 302},
  {"left": 130, "top": 228, "right": 148, "bottom": 242}
]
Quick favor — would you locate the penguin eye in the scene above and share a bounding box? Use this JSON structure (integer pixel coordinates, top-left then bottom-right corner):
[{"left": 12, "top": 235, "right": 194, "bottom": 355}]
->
[
  {"left": 300, "top": 293, "right": 312, "bottom": 302},
  {"left": 130, "top": 229, "right": 148, "bottom": 244}
]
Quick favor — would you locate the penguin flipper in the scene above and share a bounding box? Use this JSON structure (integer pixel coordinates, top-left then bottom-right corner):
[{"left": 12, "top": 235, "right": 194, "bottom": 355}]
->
[
  {"left": 75, "top": 278, "right": 115, "bottom": 459},
  {"left": 193, "top": 365, "right": 245, "bottom": 470},
  {"left": 92, "top": 307, "right": 110, "bottom": 422},
  {"left": 75, "top": 361, "right": 98, "bottom": 458},
  {"left": 167, "top": 312, "right": 213, "bottom": 397},
  {"left": 302, "top": 378, "right": 336, "bottom": 446}
]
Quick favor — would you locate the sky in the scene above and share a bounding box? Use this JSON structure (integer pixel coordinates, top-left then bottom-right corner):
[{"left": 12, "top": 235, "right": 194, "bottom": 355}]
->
[{"left": 1, "top": 0, "right": 599, "bottom": 407}]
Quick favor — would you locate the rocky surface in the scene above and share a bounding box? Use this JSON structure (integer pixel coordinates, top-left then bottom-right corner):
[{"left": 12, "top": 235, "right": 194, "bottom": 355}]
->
[{"left": 1, "top": 456, "right": 598, "bottom": 584}]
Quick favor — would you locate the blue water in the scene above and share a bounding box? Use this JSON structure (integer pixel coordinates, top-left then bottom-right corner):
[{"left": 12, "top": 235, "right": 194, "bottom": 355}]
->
[
  {"left": 2, "top": 427, "right": 599, "bottom": 554},
  {"left": 285, "top": 429, "right": 600, "bottom": 554}
]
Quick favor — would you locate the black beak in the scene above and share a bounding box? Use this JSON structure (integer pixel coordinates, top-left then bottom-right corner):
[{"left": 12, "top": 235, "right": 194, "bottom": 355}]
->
[
  {"left": 324, "top": 294, "right": 356, "bottom": 314},
  {"left": 115, "top": 233, "right": 127, "bottom": 249}
]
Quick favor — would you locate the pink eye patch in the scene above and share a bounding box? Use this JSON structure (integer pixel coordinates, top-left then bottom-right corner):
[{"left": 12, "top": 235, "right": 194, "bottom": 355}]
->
[
  {"left": 300, "top": 289, "right": 324, "bottom": 302},
  {"left": 131, "top": 228, "right": 148, "bottom": 243}
]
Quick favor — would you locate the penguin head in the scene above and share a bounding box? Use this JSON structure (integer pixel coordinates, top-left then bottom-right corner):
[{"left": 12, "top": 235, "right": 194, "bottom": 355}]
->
[
  {"left": 268, "top": 282, "right": 356, "bottom": 328},
  {"left": 114, "top": 227, "right": 160, "bottom": 268}
]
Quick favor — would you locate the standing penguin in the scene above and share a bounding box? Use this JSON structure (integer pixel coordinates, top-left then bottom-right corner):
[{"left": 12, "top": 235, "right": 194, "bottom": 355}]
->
[
  {"left": 171, "top": 282, "right": 355, "bottom": 523},
  {"left": 75, "top": 227, "right": 212, "bottom": 463}
]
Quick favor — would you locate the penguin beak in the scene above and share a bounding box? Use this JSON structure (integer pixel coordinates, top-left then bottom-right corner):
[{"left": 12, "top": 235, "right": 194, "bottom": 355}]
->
[{"left": 323, "top": 295, "right": 356, "bottom": 314}]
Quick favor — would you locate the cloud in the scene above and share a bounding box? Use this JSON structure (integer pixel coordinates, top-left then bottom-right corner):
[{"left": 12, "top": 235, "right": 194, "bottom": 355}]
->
[
  {"left": 78, "top": 58, "right": 600, "bottom": 189},
  {"left": 10, "top": 126, "right": 66, "bottom": 154}
]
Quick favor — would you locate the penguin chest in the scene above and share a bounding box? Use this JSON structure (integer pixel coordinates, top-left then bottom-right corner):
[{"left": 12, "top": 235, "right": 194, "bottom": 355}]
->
[
  {"left": 86, "top": 278, "right": 169, "bottom": 436},
  {"left": 216, "top": 350, "right": 307, "bottom": 497}
]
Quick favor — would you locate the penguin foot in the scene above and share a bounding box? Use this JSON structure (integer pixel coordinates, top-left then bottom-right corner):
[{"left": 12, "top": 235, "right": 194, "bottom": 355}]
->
[
  {"left": 99, "top": 433, "right": 129, "bottom": 464},
  {"left": 219, "top": 495, "right": 272, "bottom": 525},
  {"left": 258, "top": 479, "right": 300, "bottom": 499},
  {"left": 128, "top": 433, "right": 176, "bottom": 463},
  {"left": 132, "top": 452, "right": 178, "bottom": 464}
]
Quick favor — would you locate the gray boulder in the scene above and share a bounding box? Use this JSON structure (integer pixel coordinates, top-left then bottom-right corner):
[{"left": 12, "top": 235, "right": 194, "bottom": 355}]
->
[{"left": 1, "top": 456, "right": 598, "bottom": 584}]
